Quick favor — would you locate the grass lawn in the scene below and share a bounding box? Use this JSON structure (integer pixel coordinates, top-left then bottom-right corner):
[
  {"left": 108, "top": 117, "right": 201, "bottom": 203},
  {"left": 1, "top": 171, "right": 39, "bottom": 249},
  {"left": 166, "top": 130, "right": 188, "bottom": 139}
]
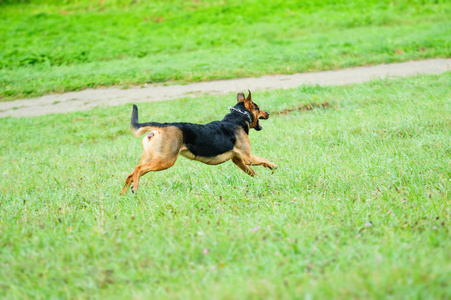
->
[
  {"left": 1, "top": 0, "right": 450, "bottom": 100},
  {"left": 0, "top": 73, "right": 450, "bottom": 298}
]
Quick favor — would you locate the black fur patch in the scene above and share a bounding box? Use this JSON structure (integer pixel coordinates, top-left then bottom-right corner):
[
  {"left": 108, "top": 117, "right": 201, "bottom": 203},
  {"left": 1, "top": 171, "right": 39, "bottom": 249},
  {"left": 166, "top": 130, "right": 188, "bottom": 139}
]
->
[
  {"left": 132, "top": 102, "right": 252, "bottom": 157},
  {"left": 175, "top": 102, "right": 251, "bottom": 157}
]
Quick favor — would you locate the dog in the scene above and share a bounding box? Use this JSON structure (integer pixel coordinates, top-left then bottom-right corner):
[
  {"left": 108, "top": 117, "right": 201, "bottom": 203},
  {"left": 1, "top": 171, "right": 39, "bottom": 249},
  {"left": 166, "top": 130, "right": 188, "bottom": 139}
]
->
[{"left": 121, "top": 90, "right": 278, "bottom": 194}]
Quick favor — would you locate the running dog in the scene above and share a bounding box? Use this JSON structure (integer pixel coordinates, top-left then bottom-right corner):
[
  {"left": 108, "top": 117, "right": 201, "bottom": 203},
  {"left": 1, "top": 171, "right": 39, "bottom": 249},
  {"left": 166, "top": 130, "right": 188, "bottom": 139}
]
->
[{"left": 121, "top": 91, "right": 277, "bottom": 194}]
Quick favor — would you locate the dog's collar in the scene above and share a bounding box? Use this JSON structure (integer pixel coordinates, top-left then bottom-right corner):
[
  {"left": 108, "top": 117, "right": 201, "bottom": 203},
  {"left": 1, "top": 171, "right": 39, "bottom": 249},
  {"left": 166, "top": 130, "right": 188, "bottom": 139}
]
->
[{"left": 228, "top": 106, "right": 252, "bottom": 123}]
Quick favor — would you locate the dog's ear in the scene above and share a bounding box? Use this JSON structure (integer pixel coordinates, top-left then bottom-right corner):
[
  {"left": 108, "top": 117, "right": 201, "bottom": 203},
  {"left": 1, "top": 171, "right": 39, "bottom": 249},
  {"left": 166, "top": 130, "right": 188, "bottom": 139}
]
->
[
  {"left": 237, "top": 92, "right": 245, "bottom": 102},
  {"left": 246, "top": 90, "right": 252, "bottom": 101},
  {"left": 244, "top": 90, "right": 253, "bottom": 110}
]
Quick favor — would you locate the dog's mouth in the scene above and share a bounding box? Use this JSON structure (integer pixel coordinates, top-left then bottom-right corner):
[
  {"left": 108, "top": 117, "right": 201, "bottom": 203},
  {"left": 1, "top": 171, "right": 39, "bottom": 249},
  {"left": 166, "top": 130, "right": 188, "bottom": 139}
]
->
[
  {"left": 255, "top": 120, "right": 262, "bottom": 131},
  {"left": 255, "top": 113, "right": 269, "bottom": 130}
]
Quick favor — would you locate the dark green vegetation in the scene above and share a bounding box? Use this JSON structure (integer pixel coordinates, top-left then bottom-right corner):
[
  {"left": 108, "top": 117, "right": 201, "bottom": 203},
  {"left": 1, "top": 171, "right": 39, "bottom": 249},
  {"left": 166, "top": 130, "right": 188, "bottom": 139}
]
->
[
  {"left": 1, "top": 0, "right": 450, "bottom": 100},
  {"left": 1, "top": 73, "right": 450, "bottom": 298}
]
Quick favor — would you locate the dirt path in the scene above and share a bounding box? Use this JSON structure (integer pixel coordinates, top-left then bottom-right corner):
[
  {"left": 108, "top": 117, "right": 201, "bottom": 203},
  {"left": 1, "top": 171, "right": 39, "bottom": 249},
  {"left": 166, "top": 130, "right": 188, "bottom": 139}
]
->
[{"left": 1, "top": 59, "right": 450, "bottom": 118}]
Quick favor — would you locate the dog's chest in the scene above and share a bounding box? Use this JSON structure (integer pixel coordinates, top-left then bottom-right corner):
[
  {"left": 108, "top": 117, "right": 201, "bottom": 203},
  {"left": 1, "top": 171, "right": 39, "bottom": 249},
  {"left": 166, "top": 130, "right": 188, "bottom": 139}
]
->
[{"left": 179, "top": 149, "right": 234, "bottom": 165}]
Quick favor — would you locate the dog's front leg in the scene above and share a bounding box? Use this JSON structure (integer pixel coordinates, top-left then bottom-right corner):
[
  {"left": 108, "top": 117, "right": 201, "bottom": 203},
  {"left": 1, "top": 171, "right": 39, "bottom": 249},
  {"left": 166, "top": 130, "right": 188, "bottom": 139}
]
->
[
  {"left": 247, "top": 155, "right": 278, "bottom": 170},
  {"left": 232, "top": 157, "right": 256, "bottom": 177}
]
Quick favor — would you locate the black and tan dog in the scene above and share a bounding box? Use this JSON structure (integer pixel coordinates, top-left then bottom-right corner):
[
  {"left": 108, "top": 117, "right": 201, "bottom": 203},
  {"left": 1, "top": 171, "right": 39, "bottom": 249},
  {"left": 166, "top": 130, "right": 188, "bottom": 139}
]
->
[{"left": 121, "top": 91, "right": 277, "bottom": 194}]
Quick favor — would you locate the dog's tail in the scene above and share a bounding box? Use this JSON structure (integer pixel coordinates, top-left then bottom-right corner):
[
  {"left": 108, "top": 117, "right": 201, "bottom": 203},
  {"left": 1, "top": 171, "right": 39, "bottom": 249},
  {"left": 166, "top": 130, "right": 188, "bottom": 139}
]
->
[{"left": 130, "top": 104, "right": 165, "bottom": 137}]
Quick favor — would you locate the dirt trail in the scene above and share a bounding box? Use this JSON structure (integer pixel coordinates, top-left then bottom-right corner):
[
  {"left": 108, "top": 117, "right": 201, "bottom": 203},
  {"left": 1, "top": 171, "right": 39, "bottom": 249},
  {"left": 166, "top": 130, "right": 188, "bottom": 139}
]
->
[{"left": 1, "top": 59, "right": 450, "bottom": 118}]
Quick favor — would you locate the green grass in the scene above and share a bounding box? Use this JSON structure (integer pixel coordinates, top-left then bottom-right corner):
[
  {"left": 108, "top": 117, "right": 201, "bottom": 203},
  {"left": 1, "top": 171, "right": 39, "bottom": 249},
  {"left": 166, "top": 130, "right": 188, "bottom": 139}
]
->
[
  {"left": 0, "top": 73, "right": 450, "bottom": 298},
  {"left": 1, "top": 0, "right": 450, "bottom": 100}
]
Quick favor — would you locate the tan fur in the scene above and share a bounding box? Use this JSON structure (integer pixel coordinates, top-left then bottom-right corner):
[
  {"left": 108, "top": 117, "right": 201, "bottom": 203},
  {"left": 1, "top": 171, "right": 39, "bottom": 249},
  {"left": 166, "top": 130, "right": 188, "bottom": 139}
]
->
[
  {"left": 180, "top": 149, "right": 235, "bottom": 165},
  {"left": 121, "top": 126, "right": 183, "bottom": 194}
]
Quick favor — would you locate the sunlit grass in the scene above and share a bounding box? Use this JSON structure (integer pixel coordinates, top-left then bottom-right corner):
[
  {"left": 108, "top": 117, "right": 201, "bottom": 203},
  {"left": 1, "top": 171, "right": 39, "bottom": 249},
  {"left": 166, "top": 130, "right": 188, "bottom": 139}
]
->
[{"left": 0, "top": 73, "right": 450, "bottom": 298}]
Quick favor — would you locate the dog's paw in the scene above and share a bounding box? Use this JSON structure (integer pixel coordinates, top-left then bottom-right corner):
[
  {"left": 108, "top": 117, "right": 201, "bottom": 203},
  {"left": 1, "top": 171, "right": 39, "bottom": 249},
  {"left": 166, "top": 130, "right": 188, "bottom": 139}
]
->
[
  {"left": 120, "top": 186, "right": 128, "bottom": 195},
  {"left": 270, "top": 164, "right": 278, "bottom": 173}
]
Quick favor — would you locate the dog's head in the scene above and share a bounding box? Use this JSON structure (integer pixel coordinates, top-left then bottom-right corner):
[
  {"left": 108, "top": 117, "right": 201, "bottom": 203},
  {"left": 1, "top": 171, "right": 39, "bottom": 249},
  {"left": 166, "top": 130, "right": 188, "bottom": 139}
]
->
[{"left": 237, "top": 90, "right": 269, "bottom": 131}]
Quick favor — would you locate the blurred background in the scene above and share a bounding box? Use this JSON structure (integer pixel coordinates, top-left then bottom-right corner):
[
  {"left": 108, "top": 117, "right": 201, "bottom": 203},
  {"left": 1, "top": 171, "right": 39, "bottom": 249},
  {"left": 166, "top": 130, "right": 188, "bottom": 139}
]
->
[{"left": 0, "top": 0, "right": 449, "bottom": 100}]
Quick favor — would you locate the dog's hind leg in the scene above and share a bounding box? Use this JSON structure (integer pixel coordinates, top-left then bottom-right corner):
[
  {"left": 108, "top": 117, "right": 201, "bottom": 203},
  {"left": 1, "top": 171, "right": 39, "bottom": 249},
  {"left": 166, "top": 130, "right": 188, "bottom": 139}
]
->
[
  {"left": 122, "top": 127, "right": 183, "bottom": 194},
  {"left": 232, "top": 157, "right": 256, "bottom": 177},
  {"left": 130, "top": 156, "right": 178, "bottom": 192},
  {"left": 122, "top": 172, "right": 135, "bottom": 194},
  {"left": 121, "top": 132, "right": 157, "bottom": 194},
  {"left": 121, "top": 153, "right": 152, "bottom": 194}
]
